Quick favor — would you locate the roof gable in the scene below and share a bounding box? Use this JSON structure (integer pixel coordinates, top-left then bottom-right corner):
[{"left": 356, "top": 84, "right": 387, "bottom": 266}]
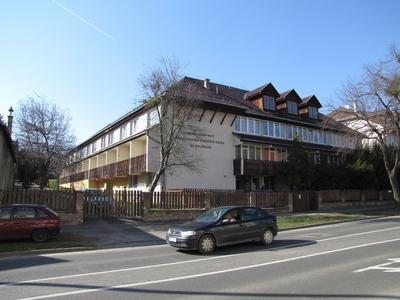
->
[
  {"left": 300, "top": 95, "right": 322, "bottom": 109},
  {"left": 244, "top": 83, "right": 280, "bottom": 100},
  {"left": 277, "top": 89, "right": 302, "bottom": 103}
]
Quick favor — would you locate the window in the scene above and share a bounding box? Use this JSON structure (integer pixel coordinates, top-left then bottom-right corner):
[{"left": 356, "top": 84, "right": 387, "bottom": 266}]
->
[
  {"left": 280, "top": 124, "right": 286, "bottom": 139},
  {"left": 131, "top": 119, "right": 137, "bottom": 135},
  {"left": 249, "top": 146, "right": 255, "bottom": 159},
  {"left": 241, "top": 208, "right": 264, "bottom": 221},
  {"left": 234, "top": 117, "right": 241, "bottom": 132},
  {"left": 262, "top": 121, "right": 268, "bottom": 136},
  {"left": 264, "top": 148, "right": 270, "bottom": 161},
  {"left": 87, "top": 145, "right": 91, "bottom": 155},
  {"left": 92, "top": 143, "right": 97, "bottom": 153},
  {"left": 274, "top": 123, "right": 281, "bottom": 137},
  {"left": 14, "top": 207, "right": 36, "bottom": 219},
  {"left": 287, "top": 125, "right": 293, "bottom": 139},
  {"left": 242, "top": 146, "right": 248, "bottom": 159},
  {"left": 101, "top": 136, "right": 106, "bottom": 149},
  {"left": 263, "top": 96, "right": 275, "bottom": 110},
  {"left": 120, "top": 124, "right": 127, "bottom": 139},
  {"left": 0, "top": 207, "right": 11, "bottom": 219},
  {"left": 309, "top": 106, "right": 318, "bottom": 119},
  {"left": 287, "top": 101, "right": 298, "bottom": 114},
  {"left": 36, "top": 208, "right": 49, "bottom": 218},
  {"left": 255, "top": 120, "right": 261, "bottom": 135},
  {"left": 268, "top": 121, "right": 274, "bottom": 136},
  {"left": 108, "top": 133, "right": 113, "bottom": 145},
  {"left": 235, "top": 146, "right": 241, "bottom": 159},
  {"left": 248, "top": 119, "right": 255, "bottom": 134},
  {"left": 255, "top": 147, "right": 261, "bottom": 160},
  {"left": 241, "top": 117, "right": 247, "bottom": 132}
]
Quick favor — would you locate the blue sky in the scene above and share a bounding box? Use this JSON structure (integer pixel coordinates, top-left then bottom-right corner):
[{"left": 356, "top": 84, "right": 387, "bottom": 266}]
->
[{"left": 0, "top": 0, "right": 399, "bottom": 143}]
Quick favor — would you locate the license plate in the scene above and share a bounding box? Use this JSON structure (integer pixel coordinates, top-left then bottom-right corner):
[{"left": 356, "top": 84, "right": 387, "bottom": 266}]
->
[{"left": 169, "top": 237, "right": 177, "bottom": 242}]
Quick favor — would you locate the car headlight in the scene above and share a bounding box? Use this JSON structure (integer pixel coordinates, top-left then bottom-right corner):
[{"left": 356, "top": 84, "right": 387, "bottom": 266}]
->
[{"left": 180, "top": 231, "right": 196, "bottom": 237}]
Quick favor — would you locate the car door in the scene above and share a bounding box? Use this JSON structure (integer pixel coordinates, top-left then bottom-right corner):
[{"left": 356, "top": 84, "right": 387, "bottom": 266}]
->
[
  {"left": 211, "top": 209, "right": 243, "bottom": 246},
  {"left": 239, "top": 207, "right": 264, "bottom": 240},
  {"left": 11, "top": 206, "right": 38, "bottom": 238},
  {"left": 0, "top": 207, "right": 13, "bottom": 239}
]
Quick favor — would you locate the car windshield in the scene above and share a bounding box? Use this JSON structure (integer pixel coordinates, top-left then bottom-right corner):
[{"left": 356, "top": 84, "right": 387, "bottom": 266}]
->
[{"left": 193, "top": 208, "right": 227, "bottom": 223}]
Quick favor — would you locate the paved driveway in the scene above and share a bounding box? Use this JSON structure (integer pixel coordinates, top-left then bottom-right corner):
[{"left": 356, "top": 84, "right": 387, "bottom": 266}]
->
[{"left": 61, "top": 218, "right": 182, "bottom": 248}]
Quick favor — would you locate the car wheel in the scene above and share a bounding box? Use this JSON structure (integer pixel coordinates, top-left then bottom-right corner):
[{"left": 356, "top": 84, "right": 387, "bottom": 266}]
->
[
  {"left": 261, "top": 228, "right": 274, "bottom": 245},
  {"left": 32, "top": 229, "right": 49, "bottom": 243},
  {"left": 198, "top": 234, "right": 215, "bottom": 254}
]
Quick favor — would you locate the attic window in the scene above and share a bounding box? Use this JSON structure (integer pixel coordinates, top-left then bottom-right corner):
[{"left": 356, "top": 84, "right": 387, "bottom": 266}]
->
[
  {"left": 287, "top": 101, "right": 298, "bottom": 114},
  {"left": 263, "top": 96, "right": 275, "bottom": 110},
  {"left": 309, "top": 106, "right": 318, "bottom": 119}
]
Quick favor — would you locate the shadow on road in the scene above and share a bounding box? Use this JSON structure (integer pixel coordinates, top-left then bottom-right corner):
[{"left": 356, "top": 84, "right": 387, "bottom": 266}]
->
[
  {"left": 176, "top": 239, "right": 316, "bottom": 256},
  {"left": 0, "top": 255, "right": 68, "bottom": 273}
]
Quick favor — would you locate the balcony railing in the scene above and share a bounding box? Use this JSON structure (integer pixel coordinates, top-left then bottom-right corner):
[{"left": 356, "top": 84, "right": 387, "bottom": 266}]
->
[
  {"left": 61, "top": 154, "right": 147, "bottom": 183},
  {"left": 233, "top": 159, "right": 284, "bottom": 177}
]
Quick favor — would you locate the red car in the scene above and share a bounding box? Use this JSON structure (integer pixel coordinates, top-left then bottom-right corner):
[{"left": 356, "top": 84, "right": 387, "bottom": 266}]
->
[{"left": 0, "top": 204, "right": 60, "bottom": 242}]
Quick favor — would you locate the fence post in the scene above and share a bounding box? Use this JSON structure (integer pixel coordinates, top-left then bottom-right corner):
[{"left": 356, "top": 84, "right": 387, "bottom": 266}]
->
[
  {"left": 379, "top": 190, "right": 383, "bottom": 201},
  {"left": 361, "top": 190, "right": 365, "bottom": 202},
  {"left": 75, "top": 191, "right": 85, "bottom": 224},
  {"left": 317, "top": 191, "right": 323, "bottom": 209},
  {"left": 288, "top": 192, "right": 293, "bottom": 213},
  {"left": 248, "top": 192, "right": 255, "bottom": 207},
  {"left": 204, "top": 192, "right": 211, "bottom": 210},
  {"left": 341, "top": 190, "right": 345, "bottom": 202},
  {"left": 142, "top": 192, "right": 152, "bottom": 221}
]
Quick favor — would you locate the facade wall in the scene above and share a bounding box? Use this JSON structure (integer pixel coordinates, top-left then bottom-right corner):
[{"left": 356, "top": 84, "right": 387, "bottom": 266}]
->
[{"left": 164, "top": 111, "right": 237, "bottom": 190}]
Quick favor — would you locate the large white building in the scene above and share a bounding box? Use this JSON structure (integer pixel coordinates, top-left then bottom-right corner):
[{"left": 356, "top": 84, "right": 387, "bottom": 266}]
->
[{"left": 61, "top": 77, "right": 356, "bottom": 192}]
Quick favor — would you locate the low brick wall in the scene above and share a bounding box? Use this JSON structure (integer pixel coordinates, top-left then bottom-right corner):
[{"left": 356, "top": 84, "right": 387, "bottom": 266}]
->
[{"left": 319, "top": 200, "right": 395, "bottom": 211}]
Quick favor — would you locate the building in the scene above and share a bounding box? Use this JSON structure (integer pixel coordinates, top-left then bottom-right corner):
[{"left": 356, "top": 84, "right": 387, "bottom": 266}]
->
[
  {"left": 328, "top": 106, "right": 398, "bottom": 147},
  {"left": 61, "top": 77, "right": 356, "bottom": 192},
  {"left": 0, "top": 108, "right": 16, "bottom": 190}
]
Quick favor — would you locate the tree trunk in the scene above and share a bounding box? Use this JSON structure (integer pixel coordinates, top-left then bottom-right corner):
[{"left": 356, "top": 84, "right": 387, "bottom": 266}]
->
[
  {"left": 148, "top": 170, "right": 163, "bottom": 192},
  {"left": 388, "top": 172, "right": 400, "bottom": 204}
]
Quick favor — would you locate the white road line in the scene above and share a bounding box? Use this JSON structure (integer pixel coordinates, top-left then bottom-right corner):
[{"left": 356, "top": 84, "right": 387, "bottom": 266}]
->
[
  {"left": 17, "top": 238, "right": 400, "bottom": 300},
  {"left": 317, "top": 226, "right": 400, "bottom": 242},
  {"left": 0, "top": 254, "right": 237, "bottom": 288},
  {"left": 3, "top": 225, "right": 400, "bottom": 289}
]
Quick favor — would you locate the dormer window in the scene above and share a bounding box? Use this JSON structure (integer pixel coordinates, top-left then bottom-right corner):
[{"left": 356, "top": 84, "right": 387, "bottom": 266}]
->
[
  {"left": 309, "top": 106, "right": 318, "bottom": 119},
  {"left": 287, "top": 101, "right": 298, "bottom": 114},
  {"left": 263, "top": 96, "right": 275, "bottom": 110}
]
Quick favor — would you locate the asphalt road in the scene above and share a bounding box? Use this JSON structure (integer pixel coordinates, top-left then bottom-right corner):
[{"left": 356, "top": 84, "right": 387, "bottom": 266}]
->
[{"left": 1, "top": 216, "right": 400, "bottom": 300}]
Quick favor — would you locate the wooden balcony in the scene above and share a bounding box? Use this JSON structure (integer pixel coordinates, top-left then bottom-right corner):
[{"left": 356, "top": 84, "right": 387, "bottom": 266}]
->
[
  {"left": 62, "top": 155, "right": 147, "bottom": 183},
  {"left": 233, "top": 159, "right": 283, "bottom": 177}
]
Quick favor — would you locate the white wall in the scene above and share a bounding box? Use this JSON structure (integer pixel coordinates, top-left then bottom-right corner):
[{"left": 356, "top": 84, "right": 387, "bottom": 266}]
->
[{"left": 162, "top": 110, "right": 237, "bottom": 190}]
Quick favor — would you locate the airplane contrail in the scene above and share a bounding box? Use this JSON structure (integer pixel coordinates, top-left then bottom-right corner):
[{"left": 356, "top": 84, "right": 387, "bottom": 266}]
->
[{"left": 50, "top": 0, "right": 116, "bottom": 41}]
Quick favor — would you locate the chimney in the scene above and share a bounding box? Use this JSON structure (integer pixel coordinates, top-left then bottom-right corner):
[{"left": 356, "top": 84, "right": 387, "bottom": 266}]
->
[
  {"left": 7, "top": 106, "right": 13, "bottom": 137},
  {"left": 204, "top": 78, "right": 210, "bottom": 89}
]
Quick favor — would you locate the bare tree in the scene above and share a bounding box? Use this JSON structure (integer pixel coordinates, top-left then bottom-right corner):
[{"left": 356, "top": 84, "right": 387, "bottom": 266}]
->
[
  {"left": 15, "top": 95, "right": 76, "bottom": 188},
  {"left": 338, "top": 46, "right": 400, "bottom": 204},
  {"left": 139, "top": 57, "right": 203, "bottom": 192}
]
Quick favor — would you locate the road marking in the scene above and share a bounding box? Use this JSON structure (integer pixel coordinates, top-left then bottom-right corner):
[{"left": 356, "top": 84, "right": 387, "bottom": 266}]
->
[
  {"left": 317, "top": 226, "right": 400, "bottom": 242},
  {"left": 3, "top": 225, "right": 400, "bottom": 289},
  {"left": 354, "top": 258, "right": 400, "bottom": 273},
  {"left": 16, "top": 238, "right": 400, "bottom": 300},
  {"left": 0, "top": 254, "right": 238, "bottom": 288}
]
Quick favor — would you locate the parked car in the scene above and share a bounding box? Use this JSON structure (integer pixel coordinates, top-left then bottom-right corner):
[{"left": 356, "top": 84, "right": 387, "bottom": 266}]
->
[
  {"left": 0, "top": 204, "right": 60, "bottom": 242},
  {"left": 166, "top": 206, "right": 278, "bottom": 254}
]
